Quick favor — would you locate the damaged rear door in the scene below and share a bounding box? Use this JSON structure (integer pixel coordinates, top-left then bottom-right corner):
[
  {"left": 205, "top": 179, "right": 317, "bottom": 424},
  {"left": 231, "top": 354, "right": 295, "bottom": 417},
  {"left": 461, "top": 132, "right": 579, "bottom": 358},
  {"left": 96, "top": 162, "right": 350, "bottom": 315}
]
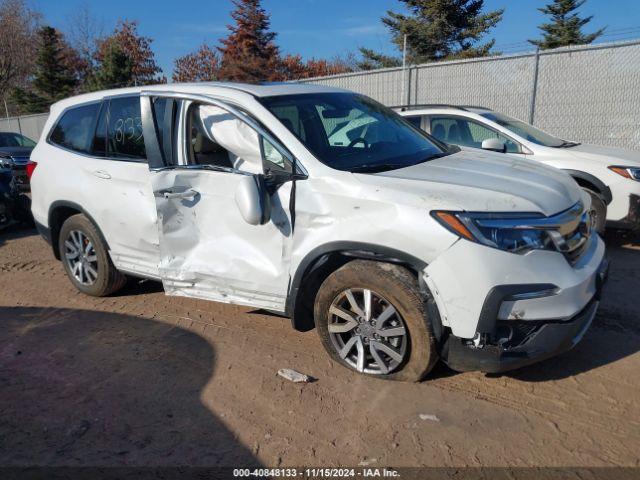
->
[{"left": 141, "top": 92, "right": 297, "bottom": 311}]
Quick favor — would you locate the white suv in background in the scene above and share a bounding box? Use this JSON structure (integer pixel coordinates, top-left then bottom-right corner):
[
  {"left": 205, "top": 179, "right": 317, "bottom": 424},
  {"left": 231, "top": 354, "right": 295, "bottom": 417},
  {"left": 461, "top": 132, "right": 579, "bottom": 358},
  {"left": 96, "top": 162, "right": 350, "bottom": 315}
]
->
[
  {"left": 30, "top": 83, "right": 608, "bottom": 380},
  {"left": 398, "top": 105, "right": 640, "bottom": 232}
]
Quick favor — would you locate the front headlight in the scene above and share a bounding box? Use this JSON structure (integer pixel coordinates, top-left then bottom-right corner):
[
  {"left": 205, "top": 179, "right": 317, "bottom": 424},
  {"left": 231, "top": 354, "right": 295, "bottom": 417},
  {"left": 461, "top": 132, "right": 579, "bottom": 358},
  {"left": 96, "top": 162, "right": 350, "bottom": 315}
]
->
[
  {"left": 432, "top": 211, "right": 555, "bottom": 254},
  {"left": 608, "top": 166, "right": 640, "bottom": 181}
]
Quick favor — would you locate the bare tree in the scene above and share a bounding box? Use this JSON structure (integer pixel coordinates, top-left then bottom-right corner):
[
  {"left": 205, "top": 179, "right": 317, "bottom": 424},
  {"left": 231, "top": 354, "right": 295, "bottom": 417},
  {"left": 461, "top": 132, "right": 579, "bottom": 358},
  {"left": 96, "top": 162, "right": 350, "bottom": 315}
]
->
[
  {"left": 0, "top": 0, "right": 41, "bottom": 108},
  {"left": 66, "top": 2, "right": 104, "bottom": 71}
]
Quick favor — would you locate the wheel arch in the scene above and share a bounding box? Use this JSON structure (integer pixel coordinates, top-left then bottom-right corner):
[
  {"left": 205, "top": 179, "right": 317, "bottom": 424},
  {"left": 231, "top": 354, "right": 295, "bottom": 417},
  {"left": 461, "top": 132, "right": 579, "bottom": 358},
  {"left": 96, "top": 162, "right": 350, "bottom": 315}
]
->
[
  {"left": 563, "top": 169, "right": 613, "bottom": 205},
  {"left": 48, "top": 201, "right": 111, "bottom": 260},
  {"left": 287, "top": 242, "right": 428, "bottom": 332}
]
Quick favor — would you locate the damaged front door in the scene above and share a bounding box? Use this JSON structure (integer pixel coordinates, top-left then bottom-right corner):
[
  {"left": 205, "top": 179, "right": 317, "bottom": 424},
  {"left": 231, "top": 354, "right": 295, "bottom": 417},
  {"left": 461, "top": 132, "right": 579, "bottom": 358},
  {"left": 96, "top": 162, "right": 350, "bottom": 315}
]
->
[{"left": 141, "top": 93, "right": 295, "bottom": 311}]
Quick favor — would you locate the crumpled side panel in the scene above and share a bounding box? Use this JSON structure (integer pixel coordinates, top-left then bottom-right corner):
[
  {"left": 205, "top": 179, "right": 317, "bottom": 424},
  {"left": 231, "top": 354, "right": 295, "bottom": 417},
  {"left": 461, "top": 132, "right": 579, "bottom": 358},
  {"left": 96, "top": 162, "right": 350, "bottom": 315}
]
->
[{"left": 152, "top": 169, "right": 292, "bottom": 311}]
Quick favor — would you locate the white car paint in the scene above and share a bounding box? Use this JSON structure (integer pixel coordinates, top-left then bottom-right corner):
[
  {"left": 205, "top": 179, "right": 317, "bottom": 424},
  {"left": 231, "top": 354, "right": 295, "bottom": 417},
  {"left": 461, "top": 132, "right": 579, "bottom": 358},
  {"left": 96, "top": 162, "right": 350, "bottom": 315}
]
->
[
  {"left": 30, "top": 83, "right": 607, "bottom": 374},
  {"left": 399, "top": 106, "right": 640, "bottom": 226}
]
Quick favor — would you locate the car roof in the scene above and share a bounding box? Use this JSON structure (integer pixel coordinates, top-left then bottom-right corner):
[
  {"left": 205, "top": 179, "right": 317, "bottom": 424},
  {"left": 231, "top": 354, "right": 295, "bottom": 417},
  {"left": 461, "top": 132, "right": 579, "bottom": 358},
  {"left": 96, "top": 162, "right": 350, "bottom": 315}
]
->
[
  {"left": 394, "top": 104, "right": 493, "bottom": 115},
  {"left": 51, "top": 82, "right": 349, "bottom": 111}
]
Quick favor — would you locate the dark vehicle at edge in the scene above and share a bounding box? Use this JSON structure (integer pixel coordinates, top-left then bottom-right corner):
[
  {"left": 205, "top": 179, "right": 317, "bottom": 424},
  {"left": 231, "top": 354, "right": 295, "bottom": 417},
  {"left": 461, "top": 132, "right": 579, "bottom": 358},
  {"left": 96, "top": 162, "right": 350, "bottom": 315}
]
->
[{"left": 0, "top": 131, "right": 36, "bottom": 228}]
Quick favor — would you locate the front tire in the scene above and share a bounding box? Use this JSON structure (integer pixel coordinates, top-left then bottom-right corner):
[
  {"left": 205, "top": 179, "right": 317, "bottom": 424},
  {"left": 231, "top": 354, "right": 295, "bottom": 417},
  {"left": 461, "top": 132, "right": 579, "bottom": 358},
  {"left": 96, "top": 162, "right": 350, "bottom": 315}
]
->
[
  {"left": 314, "top": 260, "right": 438, "bottom": 382},
  {"left": 58, "top": 214, "right": 126, "bottom": 297}
]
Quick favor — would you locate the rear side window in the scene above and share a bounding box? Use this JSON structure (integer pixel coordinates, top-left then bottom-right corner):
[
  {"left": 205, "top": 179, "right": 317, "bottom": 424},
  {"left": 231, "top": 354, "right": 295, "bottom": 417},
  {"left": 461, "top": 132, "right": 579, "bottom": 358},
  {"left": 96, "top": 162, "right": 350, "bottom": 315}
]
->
[
  {"left": 106, "top": 96, "right": 146, "bottom": 160},
  {"left": 405, "top": 116, "right": 422, "bottom": 129},
  {"left": 49, "top": 103, "right": 101, "bottom": 154}
]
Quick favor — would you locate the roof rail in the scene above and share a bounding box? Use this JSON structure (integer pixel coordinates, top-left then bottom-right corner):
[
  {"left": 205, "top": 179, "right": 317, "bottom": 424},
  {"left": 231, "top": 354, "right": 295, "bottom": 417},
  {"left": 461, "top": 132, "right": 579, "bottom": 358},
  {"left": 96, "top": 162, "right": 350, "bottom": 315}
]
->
[{"left": 389, "top": 104, "right": 492, "bottom": 112}]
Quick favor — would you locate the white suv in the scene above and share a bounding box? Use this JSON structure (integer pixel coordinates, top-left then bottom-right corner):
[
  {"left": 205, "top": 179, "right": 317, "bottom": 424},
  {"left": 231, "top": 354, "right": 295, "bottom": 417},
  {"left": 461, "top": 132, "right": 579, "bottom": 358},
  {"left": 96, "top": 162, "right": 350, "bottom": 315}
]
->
[
  {"left": 30, "top": 83, "right": 608, "bottom": 380},
  {"left": 398, "top": 105, "right": 640, "bottom": 233}
]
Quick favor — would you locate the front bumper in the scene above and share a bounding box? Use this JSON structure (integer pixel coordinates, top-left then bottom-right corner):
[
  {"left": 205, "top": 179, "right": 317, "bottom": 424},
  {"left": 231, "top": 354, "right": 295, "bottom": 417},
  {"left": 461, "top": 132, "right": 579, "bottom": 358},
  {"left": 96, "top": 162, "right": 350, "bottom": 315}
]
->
[
  {"left": 606, "top": 194, "right": 640, "bottom": 230},
  {"left": 440, "top": 258, "right": 609, "bottom": 373}
]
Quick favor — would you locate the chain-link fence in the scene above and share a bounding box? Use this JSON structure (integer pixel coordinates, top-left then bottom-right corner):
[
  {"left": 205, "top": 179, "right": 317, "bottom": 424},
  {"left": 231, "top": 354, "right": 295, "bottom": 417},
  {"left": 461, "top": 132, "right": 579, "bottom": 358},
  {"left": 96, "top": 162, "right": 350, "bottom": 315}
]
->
[
  {"left": 2, "top": 40, "right": 639, "bottom": 149},
  {"left": 300, "top": 39, "right": 640, "bottom": 150}
]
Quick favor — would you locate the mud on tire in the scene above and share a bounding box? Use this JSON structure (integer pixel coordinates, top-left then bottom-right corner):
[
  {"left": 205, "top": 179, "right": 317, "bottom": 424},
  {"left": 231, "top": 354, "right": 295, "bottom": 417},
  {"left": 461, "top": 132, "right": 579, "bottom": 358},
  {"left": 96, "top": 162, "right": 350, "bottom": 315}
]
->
[
  {"left": 314, "top": 260, "right": 438, "bottom": 382},
  {"left": 58, "top": 214, "right": 126, "bottom": 297}
]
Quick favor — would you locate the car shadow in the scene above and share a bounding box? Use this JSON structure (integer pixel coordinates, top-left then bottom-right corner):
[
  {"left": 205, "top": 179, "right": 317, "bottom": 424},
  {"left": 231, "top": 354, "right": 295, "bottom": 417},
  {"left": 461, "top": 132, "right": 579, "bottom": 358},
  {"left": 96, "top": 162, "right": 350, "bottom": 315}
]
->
[
  {"left": 0, "top": 306, "right": 261, "bottom": 470},
  {"left": 117, "top": 277, "right": 166, "bottom": 296},
  {"left": 0, "top": 225, "right": 37, "bottom": 247}
]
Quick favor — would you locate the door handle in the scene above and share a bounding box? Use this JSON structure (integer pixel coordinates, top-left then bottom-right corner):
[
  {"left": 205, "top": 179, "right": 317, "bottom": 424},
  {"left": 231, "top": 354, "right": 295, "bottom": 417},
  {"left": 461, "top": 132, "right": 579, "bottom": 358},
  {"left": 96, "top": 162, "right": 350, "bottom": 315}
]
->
[
  {"left": 93, "top": 170, "right": 111, "bottom": 179},
  {"left": 156, "top": 188, "right": 199, "bottom": 200}
]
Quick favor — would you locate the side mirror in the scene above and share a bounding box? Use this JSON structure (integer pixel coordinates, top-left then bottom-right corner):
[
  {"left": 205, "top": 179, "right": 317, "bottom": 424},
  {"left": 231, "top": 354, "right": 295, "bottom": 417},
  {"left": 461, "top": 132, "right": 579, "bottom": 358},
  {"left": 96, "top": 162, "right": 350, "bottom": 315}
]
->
[
  {"left": 234, "top": 174, "right": 271, "bottom": 225},
  {"left": 482, "top": 138, "right": 507, "bottom": 153}
]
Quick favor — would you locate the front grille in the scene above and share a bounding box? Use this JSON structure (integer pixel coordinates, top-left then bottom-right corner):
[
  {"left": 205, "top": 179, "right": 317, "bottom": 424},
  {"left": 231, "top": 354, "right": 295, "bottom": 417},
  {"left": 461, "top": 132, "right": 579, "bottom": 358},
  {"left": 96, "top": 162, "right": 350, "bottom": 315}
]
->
[
  {"left": 546, "top": 203, "right": 592, "bottom": 265},
  {"left": 494, "top": 320, "right": 543, "bottom": 349}
]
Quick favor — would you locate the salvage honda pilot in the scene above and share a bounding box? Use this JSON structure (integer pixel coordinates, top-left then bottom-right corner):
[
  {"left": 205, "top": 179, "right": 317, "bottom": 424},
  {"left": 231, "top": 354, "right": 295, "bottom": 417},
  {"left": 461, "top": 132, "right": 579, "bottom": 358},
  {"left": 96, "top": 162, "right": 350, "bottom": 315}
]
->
[{"left": 30, "top": 83, "right": 609, "bottom": 380}]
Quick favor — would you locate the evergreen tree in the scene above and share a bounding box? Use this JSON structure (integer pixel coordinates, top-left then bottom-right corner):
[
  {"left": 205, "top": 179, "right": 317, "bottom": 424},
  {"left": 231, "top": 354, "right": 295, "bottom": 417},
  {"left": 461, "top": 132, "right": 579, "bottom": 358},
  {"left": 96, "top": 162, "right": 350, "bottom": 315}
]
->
[
  {"left": 217, "top": 0, "right": 280, "bottom": 82},
  {"left": 529, "top": 0, "right": 604, "bottom": 49},
  {"left": 361, "top": 0, "right": 503, "bottom": 69},
  {"left": 87, "top": 42, "right": 133, "bottom": 90},
  {"left": 13, "top": 26, "right": 77, "bottom": 113},
  {"left": 357, "top": 48, "right": 402, "bottom": 70}
]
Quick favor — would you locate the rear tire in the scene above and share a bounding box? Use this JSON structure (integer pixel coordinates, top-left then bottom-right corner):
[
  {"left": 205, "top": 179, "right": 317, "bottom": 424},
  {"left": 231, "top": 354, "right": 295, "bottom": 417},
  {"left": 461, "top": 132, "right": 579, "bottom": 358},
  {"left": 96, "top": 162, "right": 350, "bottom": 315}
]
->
[
  {"left": 584, "top": 188, "right": 607, "bottom": 234},
  {"left": 314, "top": 260, "right": 438, "bottom": 382},
  {"left": 58, "top": 214, "right": 126, "bottom": 296}
]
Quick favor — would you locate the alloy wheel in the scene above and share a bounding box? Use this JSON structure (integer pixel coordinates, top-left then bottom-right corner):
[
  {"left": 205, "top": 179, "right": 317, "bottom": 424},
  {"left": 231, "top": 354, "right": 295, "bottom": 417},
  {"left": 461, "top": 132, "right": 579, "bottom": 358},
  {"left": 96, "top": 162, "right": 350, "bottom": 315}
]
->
[
  {"left": 64, "top": 230, "right": 99, "bottom": 286},
  {"left": 327, "top": 288, "right": 408, "bottom": 374}
]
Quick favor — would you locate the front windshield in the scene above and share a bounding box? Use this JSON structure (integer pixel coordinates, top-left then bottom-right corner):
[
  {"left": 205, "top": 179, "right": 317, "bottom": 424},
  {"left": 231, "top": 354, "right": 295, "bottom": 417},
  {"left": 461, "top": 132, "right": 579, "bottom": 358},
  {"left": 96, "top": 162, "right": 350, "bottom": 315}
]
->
[
  {"left": 480, "top": 112, "right": 573, "bottom": 148},
  {"left": 0, "top": 132, "right": 36, "bottom": 148},
  {"left": 259, "top": 93, "right": 449, "bottom": 172}
]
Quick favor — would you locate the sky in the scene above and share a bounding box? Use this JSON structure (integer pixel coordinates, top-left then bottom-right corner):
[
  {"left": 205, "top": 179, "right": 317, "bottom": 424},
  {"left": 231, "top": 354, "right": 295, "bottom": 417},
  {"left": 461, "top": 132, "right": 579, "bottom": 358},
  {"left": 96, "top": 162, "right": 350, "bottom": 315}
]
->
[{"left": 33, "top": 0, "right": 640, "bottom": 76}]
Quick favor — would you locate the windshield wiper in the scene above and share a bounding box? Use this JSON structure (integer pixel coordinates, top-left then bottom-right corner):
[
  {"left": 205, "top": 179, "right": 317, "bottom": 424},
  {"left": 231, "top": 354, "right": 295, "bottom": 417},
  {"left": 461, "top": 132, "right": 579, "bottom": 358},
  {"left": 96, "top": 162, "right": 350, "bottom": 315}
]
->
[
  {"left": 349, "top": 152, "right": 450, "bottom": 173},
  {"left": 555, "top": 141, "right": 581, "bottom": 148},
  {"left": 349, "top": 163, "right": 409, "bottom": 173}
]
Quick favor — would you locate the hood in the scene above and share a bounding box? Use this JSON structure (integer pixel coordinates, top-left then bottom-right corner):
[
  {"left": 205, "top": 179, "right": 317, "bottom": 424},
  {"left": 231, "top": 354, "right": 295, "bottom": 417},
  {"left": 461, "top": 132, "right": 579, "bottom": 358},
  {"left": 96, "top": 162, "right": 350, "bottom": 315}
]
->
[
  {"left": 0, "top": 147, "right": 33, "bottom": 163},
  {"left": 564, "top": 144, "right": 640, "bottom": 166},
  {"left": 353, "top": 149, "right": 582, "bottom": 216}
]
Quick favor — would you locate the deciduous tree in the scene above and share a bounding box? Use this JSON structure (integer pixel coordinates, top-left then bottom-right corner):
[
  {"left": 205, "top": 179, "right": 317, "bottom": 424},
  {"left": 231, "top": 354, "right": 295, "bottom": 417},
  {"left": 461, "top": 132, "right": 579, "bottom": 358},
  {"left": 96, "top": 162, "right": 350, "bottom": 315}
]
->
[
  {"left": 529, "top": 0, "right": 604, "bottom": 50},
  {"left": 173, "top": 44, "right": 219, "bottom": 82},
  {"left": 66, "top": 3, "right": 104, "bottom": 79},
  {"left": 0, "top": 0, "right": 40, "bottom": 111},
  {"left": 95, "top": 20, "right": 163, "bottom": 86},
  {"left": 278, "top": 54, "right": 354, "bottom": 80}
]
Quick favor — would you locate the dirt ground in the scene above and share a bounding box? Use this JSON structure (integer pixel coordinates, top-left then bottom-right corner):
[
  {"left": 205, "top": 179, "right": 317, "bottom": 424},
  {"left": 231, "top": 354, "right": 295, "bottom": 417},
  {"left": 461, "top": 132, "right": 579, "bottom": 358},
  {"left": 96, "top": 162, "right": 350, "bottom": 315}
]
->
[{"left": 0, "top": 228, "right": 639, "bottom": 469}]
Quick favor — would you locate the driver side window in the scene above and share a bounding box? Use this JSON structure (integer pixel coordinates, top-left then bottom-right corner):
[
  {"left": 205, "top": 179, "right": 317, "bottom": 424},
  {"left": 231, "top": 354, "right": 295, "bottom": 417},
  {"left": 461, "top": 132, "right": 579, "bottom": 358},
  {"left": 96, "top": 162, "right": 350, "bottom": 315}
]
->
[
  {"left": 430, "top": 116, "right": 521, "bottom": 153},
  {"left": 186, "top": 103, "right": 292, "bottom": 175},
  {"left": 187, "top": 104, "right": 262, "bottom": 174}
]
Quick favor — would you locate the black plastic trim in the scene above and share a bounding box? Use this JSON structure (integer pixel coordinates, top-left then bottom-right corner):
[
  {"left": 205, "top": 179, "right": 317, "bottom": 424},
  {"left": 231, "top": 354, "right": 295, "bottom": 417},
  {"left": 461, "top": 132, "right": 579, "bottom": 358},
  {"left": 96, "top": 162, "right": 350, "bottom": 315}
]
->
[
  {"left": 606, "top": 194, "right": 640, "bottom": 230},
  {"left": 287, "top": 242, "right": 428, "bottom": 330},
  {"left": 35, "top": 220, "right": 52, "bottom": 246},
  {"left": 564, "top": 169, "right": 613, "bottom": 205},
  {"left": 47, "top": 201, "right": 111, "bottom": 260},
  {"left": 443, "top": 297, "right": 599, "bottom": 373},
  {"left": 476, "top": 283, "right": 558, "bottom": 334}
]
